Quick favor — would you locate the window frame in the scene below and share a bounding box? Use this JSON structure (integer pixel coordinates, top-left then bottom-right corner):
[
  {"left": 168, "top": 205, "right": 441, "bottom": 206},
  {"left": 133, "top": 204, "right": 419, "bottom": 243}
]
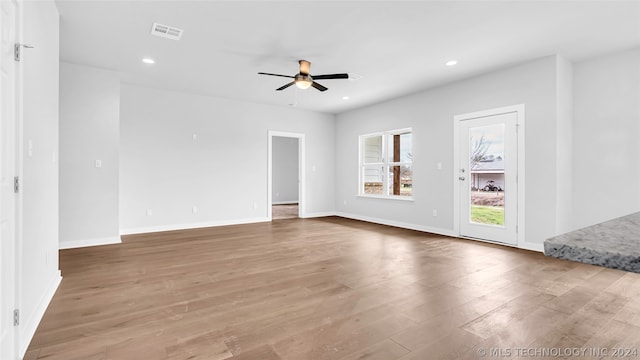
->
[{"left": 358, "top": 128, "right": 413, "bottom": 200}]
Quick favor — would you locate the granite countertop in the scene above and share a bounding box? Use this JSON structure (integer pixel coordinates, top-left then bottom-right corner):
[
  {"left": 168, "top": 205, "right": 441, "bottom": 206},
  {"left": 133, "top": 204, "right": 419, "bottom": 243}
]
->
[{"left": 544, "top": 212, "right": 640, "bottom": 273}]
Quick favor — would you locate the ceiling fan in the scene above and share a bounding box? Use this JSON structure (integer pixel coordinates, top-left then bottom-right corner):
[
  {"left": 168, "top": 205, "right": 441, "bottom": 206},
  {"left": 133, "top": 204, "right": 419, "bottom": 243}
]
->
[{"left": 258, "top": 60, "right": 349, "bottom": 92}]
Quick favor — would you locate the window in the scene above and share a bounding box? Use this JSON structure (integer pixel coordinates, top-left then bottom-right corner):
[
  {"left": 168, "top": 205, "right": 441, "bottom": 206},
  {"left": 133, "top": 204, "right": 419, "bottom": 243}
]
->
[{"left": 359, "top": 129, "right": 413, "bottom": 198}]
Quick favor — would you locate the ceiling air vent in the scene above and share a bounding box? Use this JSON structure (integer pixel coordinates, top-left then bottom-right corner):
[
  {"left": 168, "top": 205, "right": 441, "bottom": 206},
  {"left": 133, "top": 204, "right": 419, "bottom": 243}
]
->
[{"left": 150, "top": 22, "right": 183, "bottom": 40}]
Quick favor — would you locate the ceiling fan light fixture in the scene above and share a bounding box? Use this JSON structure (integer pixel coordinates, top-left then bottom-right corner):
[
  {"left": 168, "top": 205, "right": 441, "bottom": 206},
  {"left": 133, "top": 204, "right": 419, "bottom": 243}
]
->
[
  {"left": 294, "top": 75, "right": 313, "bottom": 90},
  {"left": 258, "top": 61, "right": 348, "bottom": 92}
]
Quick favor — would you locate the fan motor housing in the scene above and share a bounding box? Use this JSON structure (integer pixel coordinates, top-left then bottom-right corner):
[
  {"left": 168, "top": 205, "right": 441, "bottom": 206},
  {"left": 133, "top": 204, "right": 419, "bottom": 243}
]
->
[{"left": 295, "top": 74, "right": 312, "bottom": 82}]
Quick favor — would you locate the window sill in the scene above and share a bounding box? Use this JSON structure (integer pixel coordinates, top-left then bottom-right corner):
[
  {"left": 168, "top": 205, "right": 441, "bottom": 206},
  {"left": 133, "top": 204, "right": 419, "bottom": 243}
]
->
[{"left": 357, "top": 194, "right": 415, "bottom": 202}]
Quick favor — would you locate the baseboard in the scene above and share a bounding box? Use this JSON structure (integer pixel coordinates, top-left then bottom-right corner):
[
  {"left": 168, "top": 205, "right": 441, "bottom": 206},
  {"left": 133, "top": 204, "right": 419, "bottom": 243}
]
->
[
  {"left": 59, "top": 236, "right": 122, "bottom": 250},
  {"left": 120, "top": 217, "right": 271, "bottom": 235},
  {"left": 19, "top": 271, "right": 62, "bottom": 358},
  {"left": 519, "top": 241, "right": 544, "bottom": 253},
  {"left": 335, "top": 212, "right": 542, "bottom": 252},
  {"left": 334, "top": 212, "right": 457, "bottom": 238},
  {"left": 120, "top": 213, "right": 541, "bottom": 253},
  {"left": 272, "top": 201, "right": 299, "bottom": 205},
  {"left": 301, "top": 211, "right": 336, "bottom": 219}
]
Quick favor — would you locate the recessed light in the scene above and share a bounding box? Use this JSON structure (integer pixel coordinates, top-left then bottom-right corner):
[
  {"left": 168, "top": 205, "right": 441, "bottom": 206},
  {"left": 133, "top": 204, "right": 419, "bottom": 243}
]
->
[
  {"left": 142, "top": 58, "right": 155, "bottom": 64},
  {"left": 342, "top": 96, "right": 350, "bottom": 100},
  {"left": 445, "top": 60, "right": 458, "bottom": 66}
]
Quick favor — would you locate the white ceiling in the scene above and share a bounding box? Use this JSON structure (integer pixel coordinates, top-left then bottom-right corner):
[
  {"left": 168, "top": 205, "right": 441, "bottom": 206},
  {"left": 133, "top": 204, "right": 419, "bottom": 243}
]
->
[{"left": 55, "top": 1, "right": 640, "bottom": 114}]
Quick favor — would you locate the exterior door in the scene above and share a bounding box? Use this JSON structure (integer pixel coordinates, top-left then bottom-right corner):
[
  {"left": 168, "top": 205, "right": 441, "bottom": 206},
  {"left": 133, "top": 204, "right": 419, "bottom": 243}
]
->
[
  {"left": 1, "top": 0, "right": 19, "bottom": 358},
  {"left": 458, "top": 110, "right": 518, "bottom": 245}
]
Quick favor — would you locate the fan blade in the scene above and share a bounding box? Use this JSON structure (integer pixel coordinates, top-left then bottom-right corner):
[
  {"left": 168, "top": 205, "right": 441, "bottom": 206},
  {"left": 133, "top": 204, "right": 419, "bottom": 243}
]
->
[
  {"left": 311, "top": 81, "right": 328, "bottom": 92},
  {"left": 312, "top": 73, "right": 349, "bottom": 80},
  {"left": 258, "top": 72, "right": 295, "bottom": 79},
  {"left": 299, "top": 60, "right": 311, "bottom": 75},
  {"left": 276, "top": 82, "right": 295, "bottom": 91}
]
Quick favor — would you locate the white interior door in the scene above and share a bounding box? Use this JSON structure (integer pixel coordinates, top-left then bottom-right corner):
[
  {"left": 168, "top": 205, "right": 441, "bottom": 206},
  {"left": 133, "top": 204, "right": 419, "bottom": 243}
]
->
[
  {"left": 458, "top": 110, "right": 518, "bottom": 245},
  {"left": 1, "top": 0, "right": 19, "bottom": 358}
]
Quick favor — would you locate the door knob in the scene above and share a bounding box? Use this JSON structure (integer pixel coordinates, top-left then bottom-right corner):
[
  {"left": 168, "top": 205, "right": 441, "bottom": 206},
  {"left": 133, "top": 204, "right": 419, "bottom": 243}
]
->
[{"left": 459, "top": 176, "right": 465, "bottom": 181}]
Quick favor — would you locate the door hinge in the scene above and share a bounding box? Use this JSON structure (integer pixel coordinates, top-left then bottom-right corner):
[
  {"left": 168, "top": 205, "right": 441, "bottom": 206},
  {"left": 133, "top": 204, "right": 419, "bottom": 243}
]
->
[
  {"left": 13, "top": 309, "right": 19, "bottom": 326},
  {"left": 14, "top": 43, "right": 34, "bottom": 62},
  {"left": 14, "top": 176, "right": 19, "bottom": 193}
]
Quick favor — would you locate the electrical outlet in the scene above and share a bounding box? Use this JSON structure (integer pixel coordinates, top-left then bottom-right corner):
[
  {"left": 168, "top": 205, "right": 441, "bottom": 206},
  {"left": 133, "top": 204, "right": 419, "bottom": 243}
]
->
[
  {"left": 253, "top": 202, "right": 258, "bottom": 209},
  {"left": 432, "top": 209, "right": 438, "bottom": 217},
  {"left": 146, "top": 208, "right": 153, "bottom": 216},
  {"left": 95, "top": 160, "right": 102, "bottom": 168},
  {"left": 192, "top": 206, "right": 198, "bottom": 214}
]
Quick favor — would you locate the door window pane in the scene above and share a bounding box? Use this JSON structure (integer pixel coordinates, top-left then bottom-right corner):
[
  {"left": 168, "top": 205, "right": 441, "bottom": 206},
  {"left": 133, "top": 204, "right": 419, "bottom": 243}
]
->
[{"left": 469, "top": 124, "right": 505, "bottom": 226}]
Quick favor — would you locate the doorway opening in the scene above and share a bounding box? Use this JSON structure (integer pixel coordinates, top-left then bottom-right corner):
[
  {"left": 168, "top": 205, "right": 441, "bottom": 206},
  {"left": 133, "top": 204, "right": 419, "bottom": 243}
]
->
[
  {"left": 268, "top": 131, "right": 305, "bottom": 220},
  {"left": 272, "top": 204, "right": 299, "bottom": 220}
]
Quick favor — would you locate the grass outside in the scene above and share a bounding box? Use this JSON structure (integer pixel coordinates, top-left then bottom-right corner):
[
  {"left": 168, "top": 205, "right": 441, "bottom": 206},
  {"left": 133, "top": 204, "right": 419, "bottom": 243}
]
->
[{"left": 471, "top": 205, "right": 504, "bottom": 226}]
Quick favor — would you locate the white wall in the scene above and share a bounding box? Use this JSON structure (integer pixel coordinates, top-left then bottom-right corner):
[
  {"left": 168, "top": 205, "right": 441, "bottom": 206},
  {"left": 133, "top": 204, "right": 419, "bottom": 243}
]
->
[
  {"left": 272, "top": 136, "right": 299, "bottom": 204},
  {"left": 335, "top": 56, "right": 560, "bottom": 251},
  {"left": 20, "top": 0, "right": 61, "bottom": 355},
  {"left": 120, "top": 84, "right": 335, "bottom": 234},
  {"left": 555, "top": 55, "right": 573, "bottom": 234},
  {"left": 59, "top": 63, "right": 120, "bottom": 248},
  {"left": 572, "top": 47, "right": 640, "bottom": 229}
]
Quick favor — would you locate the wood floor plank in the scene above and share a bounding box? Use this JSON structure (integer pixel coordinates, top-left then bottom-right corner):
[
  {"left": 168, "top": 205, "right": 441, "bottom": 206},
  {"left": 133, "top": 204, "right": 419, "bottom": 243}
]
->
[
  {"left": 542, "top": 285, "right": 601, "bottom": 315},
  {"left": 395, "top": 328, "right": 482, "bottom": 360},
  {"left": 272, "top": 312, "right": 411, "bottom": 360},
  {"left": 225, "top": 344, "right": 281, "bottom": 360},
  {"left": 462, "top": 291, "right": 556, "bottom": 339},
  {"left": 530, "top": 291, "right": 630, "bottom": 350},
  {"left": 612, "top": 297, "right": 640, "bottom": 328},
  {"left": 337, "top": 339, "right": 409, "bottom": 360},
  {"left": 25, "top": 217, "right": 640, "bottom": 359}
]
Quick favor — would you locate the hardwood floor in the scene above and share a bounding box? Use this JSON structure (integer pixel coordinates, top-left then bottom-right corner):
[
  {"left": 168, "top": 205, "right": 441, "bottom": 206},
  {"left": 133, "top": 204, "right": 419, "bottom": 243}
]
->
[
  {"left": 272, "top": 204, "right": 299, "bottom": 220},
  {"left": 25, "top": 217, "right": 640, "bottom": 360}
]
